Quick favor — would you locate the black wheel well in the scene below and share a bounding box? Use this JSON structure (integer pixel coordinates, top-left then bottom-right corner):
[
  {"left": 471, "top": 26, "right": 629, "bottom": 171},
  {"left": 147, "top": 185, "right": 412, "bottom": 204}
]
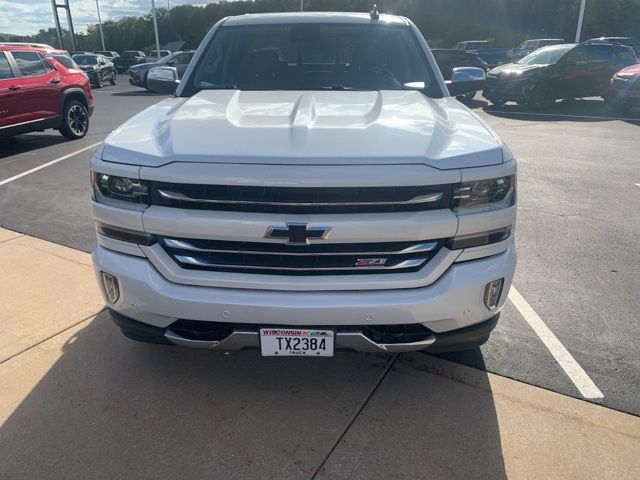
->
[{"left": 63, "top": 91, "right": 88, "bottom": 110}]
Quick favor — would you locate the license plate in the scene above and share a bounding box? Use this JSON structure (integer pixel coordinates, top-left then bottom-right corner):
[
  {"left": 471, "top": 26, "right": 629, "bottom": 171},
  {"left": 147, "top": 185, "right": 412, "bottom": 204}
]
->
[{"left": 260, "top": 328, "right": 334, "bottom": 357}]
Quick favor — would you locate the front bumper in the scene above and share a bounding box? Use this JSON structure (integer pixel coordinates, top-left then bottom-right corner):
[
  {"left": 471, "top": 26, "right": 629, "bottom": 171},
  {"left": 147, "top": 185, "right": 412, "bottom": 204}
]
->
[
  {"left": 109, "top": 308, "right": 500, "bottom": 353},
  {"left": 93, "top": 242, "right": 515, "bottom": 352},
  {"left": 484, "top": 78, "right": 531, "bottom": 102}
]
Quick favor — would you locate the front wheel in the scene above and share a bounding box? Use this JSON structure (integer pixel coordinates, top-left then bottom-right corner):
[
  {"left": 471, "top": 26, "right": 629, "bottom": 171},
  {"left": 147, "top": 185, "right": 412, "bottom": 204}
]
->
[
  {"left": 109, "top": 71, "right": 117, "bottom": 86},
  {"left": 527, "top": 84, "right": 555, "bottom": 110},
  {"left": 94, "top": 73, "right": 103, "bottom": 89},
  {"left": 60, "top": 100, "right": 89, "bottom": 140}
]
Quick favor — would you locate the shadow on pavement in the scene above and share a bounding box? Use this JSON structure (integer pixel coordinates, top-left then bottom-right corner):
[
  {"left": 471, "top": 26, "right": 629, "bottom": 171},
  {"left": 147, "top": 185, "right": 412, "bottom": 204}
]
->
[
  {"left": 482, "top": 98, "right": 640, "bottom": 125},
  {"left": 318, "top": 351, "right": 506, "bottom": 479},
  {"left": 0, "top": 135, "right": 69, "bottom": 160},
  {"left": 0, "top": 313, "right": 506, "bottom": 480},
  {"left": 461, "top": 97, "right": 489, "bottom": 109},
  {"left": 111, "top": 90, "right": 166, "bottom": 97}
]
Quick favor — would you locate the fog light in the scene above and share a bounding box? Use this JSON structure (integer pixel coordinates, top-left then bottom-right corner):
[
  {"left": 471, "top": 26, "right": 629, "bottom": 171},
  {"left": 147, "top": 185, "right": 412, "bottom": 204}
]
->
[
  {"left": 101, "top": 272, "right": 120, "bottom": 303},
  {"left": 484, "top": 278, "right": 504, "bottom": 310}
]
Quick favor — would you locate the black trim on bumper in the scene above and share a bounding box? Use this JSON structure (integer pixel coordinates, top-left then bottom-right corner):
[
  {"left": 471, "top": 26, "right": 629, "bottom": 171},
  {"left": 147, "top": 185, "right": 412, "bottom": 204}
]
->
[
  {"left": 422, "top": 314, "right": 499, "bottom": 353},
  {"left": 109, "top": 309, "right": 173, "bottom": 345}
]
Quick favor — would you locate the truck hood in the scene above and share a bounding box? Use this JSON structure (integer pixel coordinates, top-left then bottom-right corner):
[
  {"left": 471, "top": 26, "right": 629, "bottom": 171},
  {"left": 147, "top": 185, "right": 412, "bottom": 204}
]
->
[{"left": 101, "top": 90, "right": 504, "bottom": 169}]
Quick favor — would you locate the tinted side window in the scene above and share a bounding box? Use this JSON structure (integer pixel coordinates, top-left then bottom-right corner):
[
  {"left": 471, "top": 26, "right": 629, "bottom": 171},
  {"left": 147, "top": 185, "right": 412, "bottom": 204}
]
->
[
  {"left": 173, "top": 53, "right": 192, "bottom": 64},
  {"left": 588, "top": 46, "right": 613, "bottom": 62},
  {"left": 11, "top": 51, "right": 49, "bottom": 76},
  {"left": 614, "top": 46, "right": 637, "bottom": 64},
  {"left": 0, "top": 52, "right": 14, "bottom": 79},
  {"left": 562, "top": 47, "right": 588, "bottom": 63}
]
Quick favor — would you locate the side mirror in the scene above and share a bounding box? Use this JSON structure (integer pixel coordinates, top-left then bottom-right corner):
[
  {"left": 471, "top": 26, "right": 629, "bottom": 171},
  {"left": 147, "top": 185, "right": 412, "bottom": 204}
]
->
[
  {"left": 446, "top": 67, "right": 486, "bottom": 96},
  {"left": 146, "top": 66, "right": 179, "bottom": 95}
]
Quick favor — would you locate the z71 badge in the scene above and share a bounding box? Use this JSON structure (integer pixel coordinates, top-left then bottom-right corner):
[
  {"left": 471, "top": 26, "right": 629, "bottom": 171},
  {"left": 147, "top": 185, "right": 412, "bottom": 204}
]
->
[{"left": 355, "top": 258, "right": 387, "bottom": 267}]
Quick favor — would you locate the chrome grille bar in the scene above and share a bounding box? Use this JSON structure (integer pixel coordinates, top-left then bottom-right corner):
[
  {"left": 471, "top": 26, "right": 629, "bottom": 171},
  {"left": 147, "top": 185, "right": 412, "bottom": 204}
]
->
[
  {"left": 174, "top": 255, "right": 428, "bottom": 272},
  {"left": 157, "top": 189, "right": 443, "bottom": 206},
  {"left": 163, "top": 238, "right": 438, "bottom": 256}
]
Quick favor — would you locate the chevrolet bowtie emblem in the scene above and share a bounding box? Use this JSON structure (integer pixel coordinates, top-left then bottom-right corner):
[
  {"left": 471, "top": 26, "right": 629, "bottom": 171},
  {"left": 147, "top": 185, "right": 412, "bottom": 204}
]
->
[{"left": 264, "top": 223, "right": 332, "bottom": 245}]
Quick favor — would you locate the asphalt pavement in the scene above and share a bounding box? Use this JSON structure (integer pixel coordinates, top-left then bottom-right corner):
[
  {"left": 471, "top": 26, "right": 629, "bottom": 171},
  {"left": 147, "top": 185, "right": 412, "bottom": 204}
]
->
[{"left": 0, "top": 76, "right": 639, "bottom": 420}]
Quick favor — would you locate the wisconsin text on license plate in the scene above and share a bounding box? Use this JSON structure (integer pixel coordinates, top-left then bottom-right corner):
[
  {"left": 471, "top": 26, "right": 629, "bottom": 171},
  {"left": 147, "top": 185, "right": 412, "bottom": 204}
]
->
[{"left": 260, "top": 328, "right": 335, "bottom": 357}]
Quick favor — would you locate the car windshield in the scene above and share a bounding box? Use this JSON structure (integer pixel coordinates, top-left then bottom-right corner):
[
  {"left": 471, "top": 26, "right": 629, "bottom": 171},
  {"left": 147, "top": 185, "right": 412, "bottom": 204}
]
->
[
  {"left": 184, "top": 24, "right": 437, "bottom": 96},
  {"left": 517, "top": 45, "right": 572, "bottom": 65},
  {"left": 123, "top": 51, "right": 140, "bottom": 57},
  {"left": 52, "top": 54, "right": 77, "bottom": 69},
  {"left": 97, "top": 51, "right": 112, "bottom": 57},
  {"left": 73, "top": 55, "right": 97, "bottom": 65}
]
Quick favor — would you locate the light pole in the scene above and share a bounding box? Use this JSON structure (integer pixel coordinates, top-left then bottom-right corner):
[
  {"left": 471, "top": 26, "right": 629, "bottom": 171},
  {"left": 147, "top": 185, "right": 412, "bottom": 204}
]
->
[
  {"left": 151, "top": 0, "right": 162, "bottom": 59},
  {"left": 300, "top": 0, "right": 303, "bottom": 12},
  {"left": 575, "top": 0, "right": 587, "bottom": 42},
  {"left": 95, "top": 0, "right": 106, "bottom": 51}
]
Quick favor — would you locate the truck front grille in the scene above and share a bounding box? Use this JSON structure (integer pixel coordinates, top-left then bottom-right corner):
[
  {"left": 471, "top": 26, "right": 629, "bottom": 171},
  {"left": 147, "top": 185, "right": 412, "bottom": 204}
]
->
[
  {"left": 149, "top": 182, "right": 453, "bottom": 214},
  {"left": 159, "top": 237, "right": 442, "bottom": 275}
]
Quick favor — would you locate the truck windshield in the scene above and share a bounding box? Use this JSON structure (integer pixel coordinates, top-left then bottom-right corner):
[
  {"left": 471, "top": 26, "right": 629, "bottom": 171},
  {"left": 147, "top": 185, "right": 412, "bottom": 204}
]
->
[
  {"left": 183, "top": 24, "right": 438, "bottom": 96},
  {"left": 518, "top": 45, "right": 572, "bottom": 65}
]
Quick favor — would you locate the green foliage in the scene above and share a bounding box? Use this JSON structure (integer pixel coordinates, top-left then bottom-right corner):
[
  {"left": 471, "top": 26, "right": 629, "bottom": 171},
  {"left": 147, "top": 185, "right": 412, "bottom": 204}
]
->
[{"left": 7, "top": 0, "right": 640, "bottom": 52}]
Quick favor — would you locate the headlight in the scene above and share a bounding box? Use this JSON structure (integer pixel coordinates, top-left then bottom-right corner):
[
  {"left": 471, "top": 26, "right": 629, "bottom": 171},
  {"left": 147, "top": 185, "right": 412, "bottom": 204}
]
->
[
  {"left": 452, "top": 175, "right": 516, "bottom": 213},
  {"left": 91, "top": 171, "right": 149, "bottom": 209}
]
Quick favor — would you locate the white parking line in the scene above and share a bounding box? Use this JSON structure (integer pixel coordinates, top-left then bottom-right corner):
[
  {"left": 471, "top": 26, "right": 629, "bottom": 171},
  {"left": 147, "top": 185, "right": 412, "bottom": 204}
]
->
[
  {"left": 509, "top": 286, "right": 604, "bottom": 399},
  {"left": 484, "top": 110, "right": 640, "bottom": 122},
  {"left": 0, "top": 141, "right": 102, "bottom": 187},
  {"left": 635, "top": 183, "right": 640, "bottom": 187}
]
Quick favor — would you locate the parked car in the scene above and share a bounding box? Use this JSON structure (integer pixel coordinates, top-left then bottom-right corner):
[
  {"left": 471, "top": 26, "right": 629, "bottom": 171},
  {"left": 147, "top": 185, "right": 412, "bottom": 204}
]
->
[
  {"left": 92, "top": 12, "right": 515, "bottom": 357},
  {"left": 73, "top": 53, "right": 117, "bottom": 88},
  {"left": 454, "top": 40, "right": 508, "bottom": 68},
  {"left": 96, "top": 50, "right": 120, "bottom": 61},
  {"left": 129, "top": 50, "right": 195, "bottom": 90},
  {"left": 0, "top": 44, "right": 93, "bottom": 139},
  {"left": 586, "top": 37, "right": 640, "bottom": 57},
  {"left": 432, "top": 49, "right": 488, "bottom": 102},
  {"left": 483, "top": 42, "right": 638, "bottom": 109},
  {"left": 114, "top": 50, "right": 146, "bottom": 73},
  {"left": 508, "top": 39, "right": 565, "bottom": 62},
  {"left": 604, "top": 62, "right": 640, "bottom": 109},
  {"left": 149, "top": 49, "right": 172, "bottom": 60}
]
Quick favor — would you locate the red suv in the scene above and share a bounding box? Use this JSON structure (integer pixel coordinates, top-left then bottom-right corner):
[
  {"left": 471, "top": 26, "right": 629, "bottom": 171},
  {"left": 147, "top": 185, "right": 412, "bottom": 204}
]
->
[{"left": 0, "top": 44, "right": 93, "bottom": 140}]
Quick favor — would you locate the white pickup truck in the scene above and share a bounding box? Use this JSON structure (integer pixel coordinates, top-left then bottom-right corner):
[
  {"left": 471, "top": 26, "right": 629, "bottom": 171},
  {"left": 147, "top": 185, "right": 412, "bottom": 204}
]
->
[{"left": 91, "top": 11, "right": 516, "bottom": 357}]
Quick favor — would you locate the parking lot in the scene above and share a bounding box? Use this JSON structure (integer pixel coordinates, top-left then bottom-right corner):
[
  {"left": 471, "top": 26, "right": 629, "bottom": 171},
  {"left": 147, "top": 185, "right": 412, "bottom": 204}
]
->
[{"left": 1, "top": 75, "right": 639, "bottom": 478}]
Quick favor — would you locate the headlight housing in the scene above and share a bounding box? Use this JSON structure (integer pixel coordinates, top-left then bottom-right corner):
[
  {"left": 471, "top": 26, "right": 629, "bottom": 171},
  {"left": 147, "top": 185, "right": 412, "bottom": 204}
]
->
[
  {"left": 452, "top": 175, "right": 516, "bottom": 213},
  {"left": 91, "top": 171, "right": 149, "bottom": 209}
]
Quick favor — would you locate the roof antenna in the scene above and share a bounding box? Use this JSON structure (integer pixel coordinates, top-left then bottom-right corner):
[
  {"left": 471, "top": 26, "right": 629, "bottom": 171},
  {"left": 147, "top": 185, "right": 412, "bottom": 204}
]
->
[{"left": 370, "top": 4, "right": 380, "bottom": 20}]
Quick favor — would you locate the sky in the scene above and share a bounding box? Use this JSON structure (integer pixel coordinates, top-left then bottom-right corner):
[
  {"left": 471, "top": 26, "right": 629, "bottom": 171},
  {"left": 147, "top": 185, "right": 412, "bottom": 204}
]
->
[{"left": 0, "top": 0, "right": 215, "bottom": 36}]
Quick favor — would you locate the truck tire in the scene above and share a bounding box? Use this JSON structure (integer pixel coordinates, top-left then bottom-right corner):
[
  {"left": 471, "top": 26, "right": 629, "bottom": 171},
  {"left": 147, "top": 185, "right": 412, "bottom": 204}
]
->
[{"left": 60, "top": 100, "right": 89, "bottom": 140}]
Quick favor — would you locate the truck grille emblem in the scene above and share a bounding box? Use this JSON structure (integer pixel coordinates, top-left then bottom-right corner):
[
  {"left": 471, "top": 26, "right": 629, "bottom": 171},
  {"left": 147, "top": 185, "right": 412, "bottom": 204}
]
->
[{"left": 264, "top": 223, "right": 332, "bottom": 245}]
